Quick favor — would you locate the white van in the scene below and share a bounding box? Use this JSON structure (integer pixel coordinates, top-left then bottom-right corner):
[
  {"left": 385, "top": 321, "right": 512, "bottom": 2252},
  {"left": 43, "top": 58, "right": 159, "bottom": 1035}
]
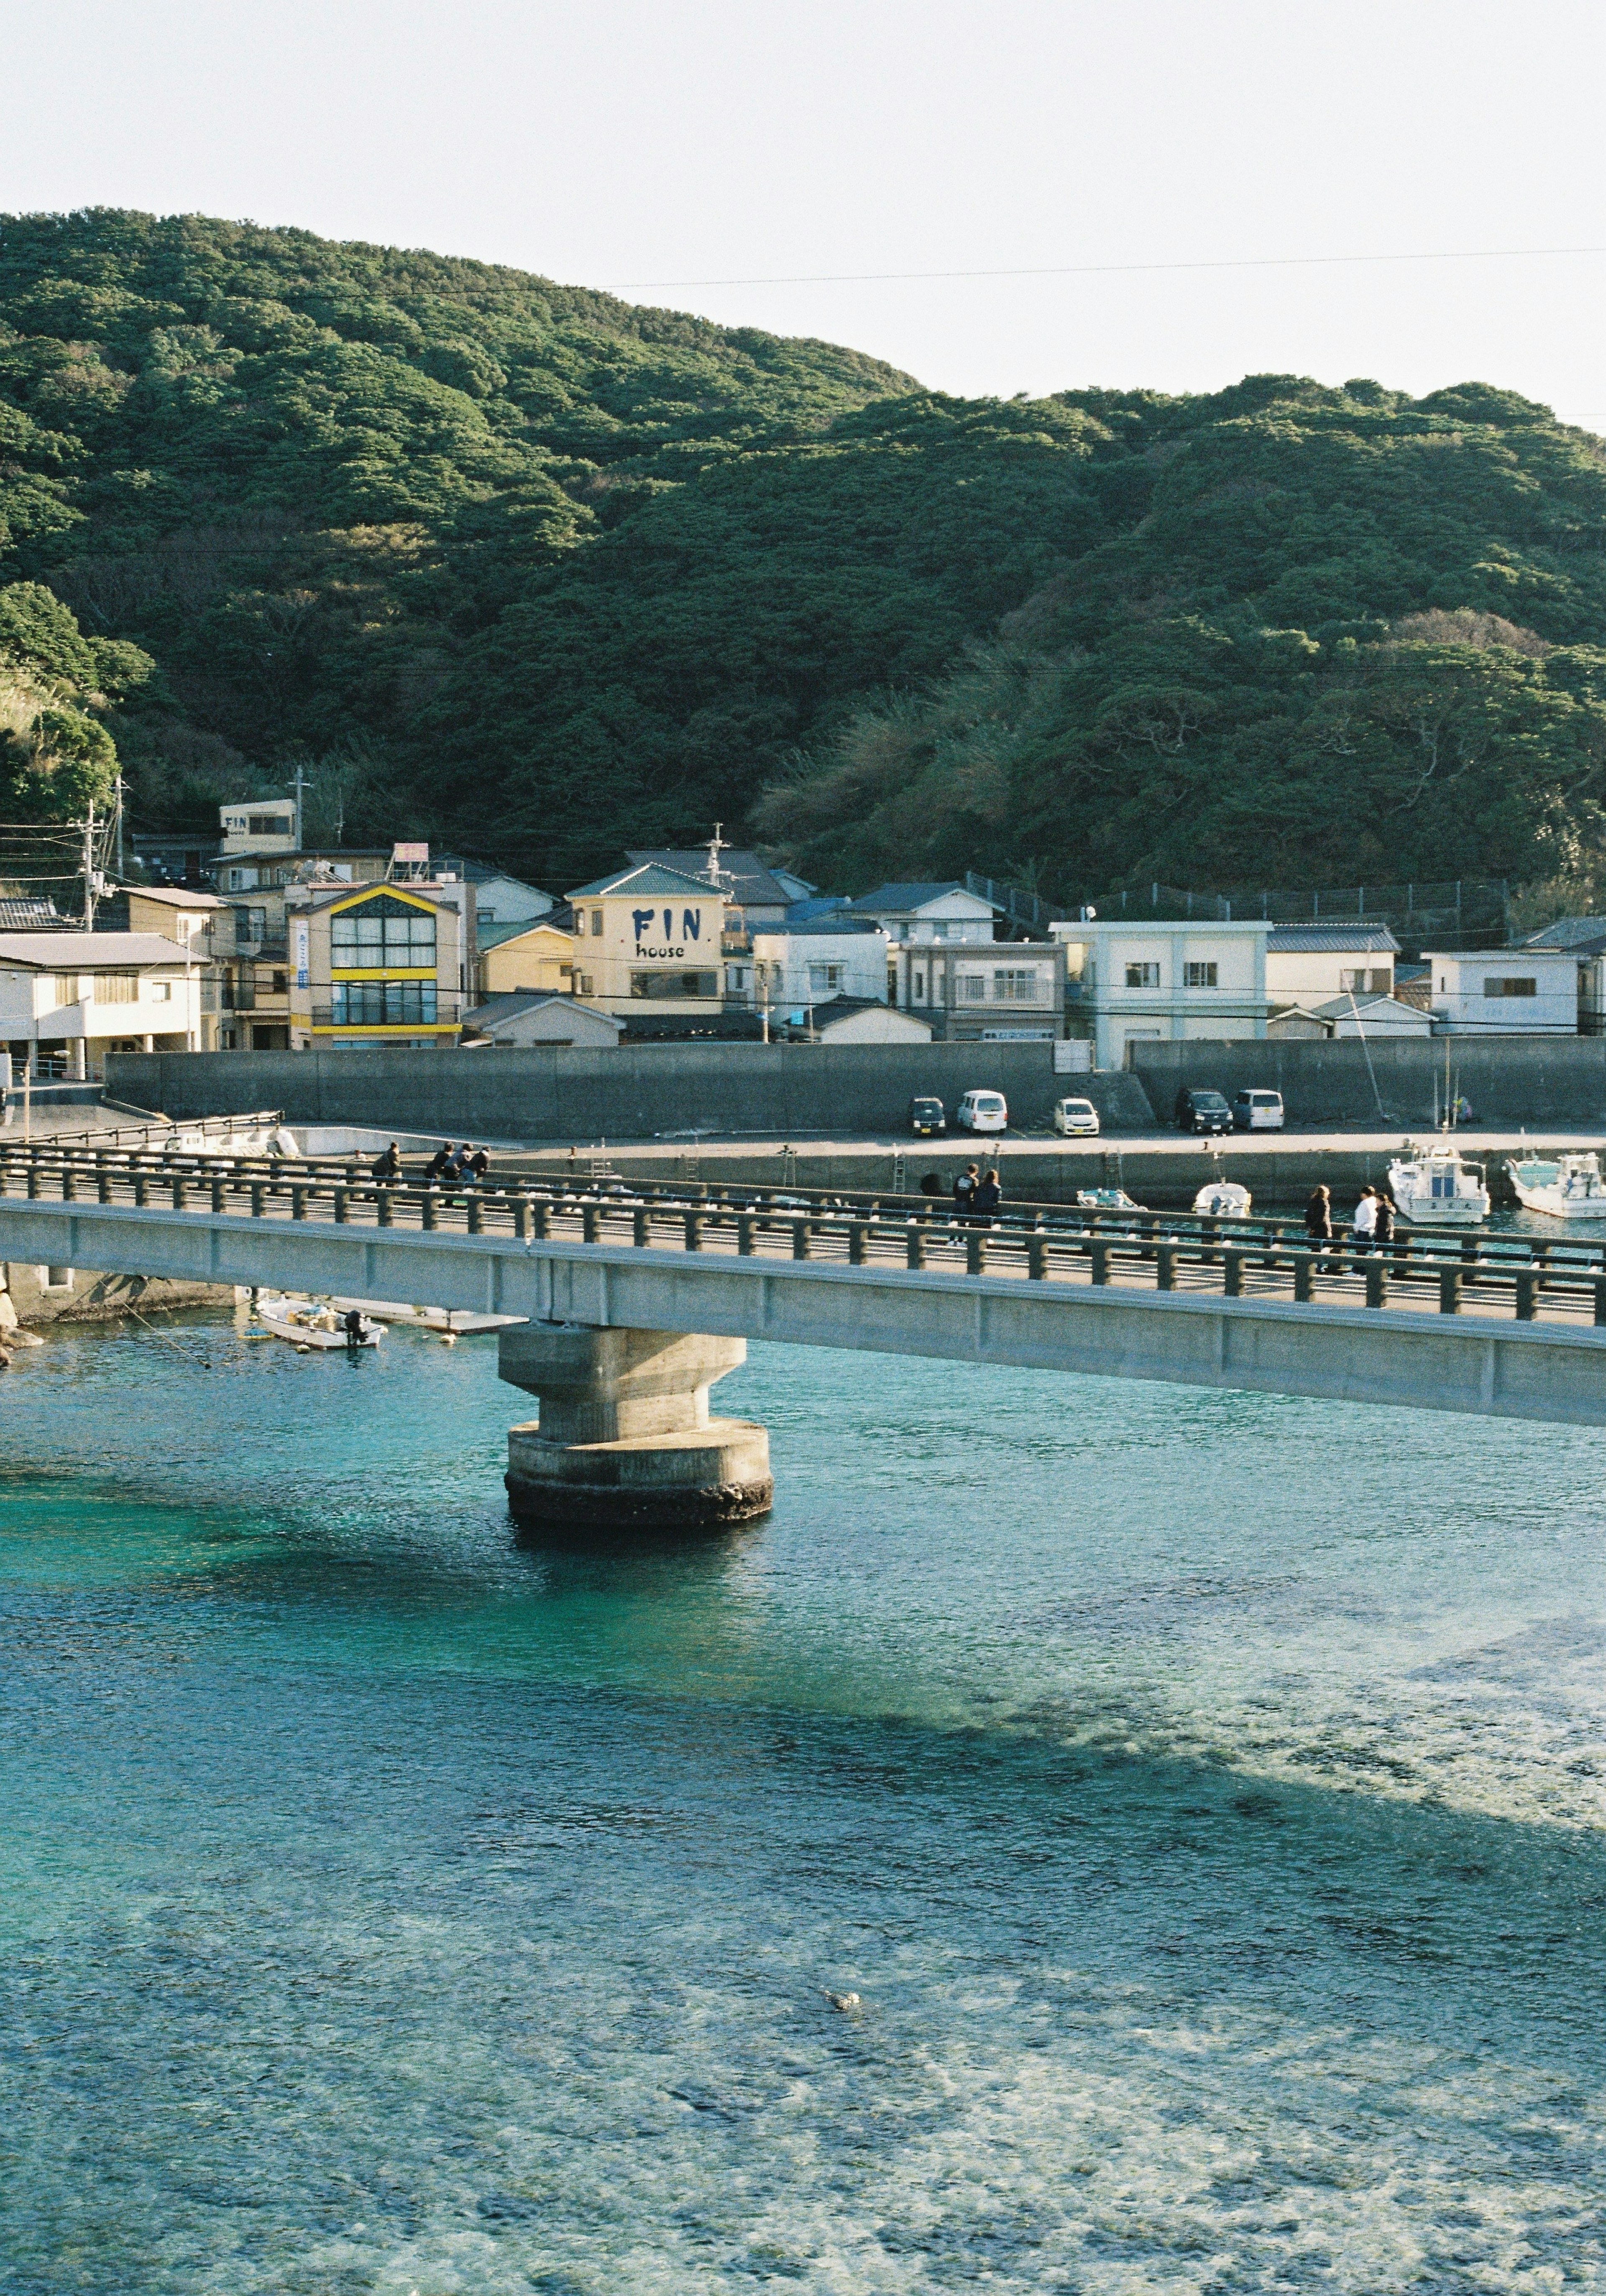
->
[
  {"left": 957, "top": 1089, "right": 1008, "bottom": 1134},
  {"left": 1052, "top": 1096, "right": 1100, "bottom": 1136},
  {"left": 1232, "top": 1089, "right": 1285, "bottom": 1131}
]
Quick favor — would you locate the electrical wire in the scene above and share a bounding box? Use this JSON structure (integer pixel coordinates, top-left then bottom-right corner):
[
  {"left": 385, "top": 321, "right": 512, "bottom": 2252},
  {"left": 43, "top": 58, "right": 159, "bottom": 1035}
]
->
[{"left": 604, "top": 242, "right": 1606, "bottom": 292}]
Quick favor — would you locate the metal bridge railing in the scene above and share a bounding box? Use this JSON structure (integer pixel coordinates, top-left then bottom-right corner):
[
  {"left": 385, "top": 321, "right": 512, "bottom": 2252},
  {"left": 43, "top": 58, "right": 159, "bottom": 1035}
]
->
[{"left": 4, "top": 1138, "right": 1606, "bottom": 1333}]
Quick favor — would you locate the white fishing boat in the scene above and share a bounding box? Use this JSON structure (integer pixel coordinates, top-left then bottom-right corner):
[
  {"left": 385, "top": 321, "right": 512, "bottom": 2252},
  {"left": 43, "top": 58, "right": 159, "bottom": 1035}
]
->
[
  {"left": 1387, "top": 1146, "right": 1489, "bottom": 1226},
  {"left": 1505, "top": 1151, "right": 1606, "bottom": 1220},
  {"left": 251, "top": 1294, "right": 384, "bottom": 1349},
  {"left": 1076, "top": 1187, "right": 1147, "bottom": 1211},
  {"left": 1193, "top": 1181, "right": 1252, "bottom": 1218},
  {"left": 325, "top": 1295, "right": 526, "bottom": 1334}
]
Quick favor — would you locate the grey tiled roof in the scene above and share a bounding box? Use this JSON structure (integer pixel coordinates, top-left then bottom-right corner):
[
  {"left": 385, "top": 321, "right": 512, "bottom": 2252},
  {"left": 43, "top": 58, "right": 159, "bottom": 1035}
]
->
[
  {"left": 1520, "top": 916, "right": 1606, "bottom": 953},
  {"left": 1266, "top": 924, "right": 1400, "bottom": 952}
]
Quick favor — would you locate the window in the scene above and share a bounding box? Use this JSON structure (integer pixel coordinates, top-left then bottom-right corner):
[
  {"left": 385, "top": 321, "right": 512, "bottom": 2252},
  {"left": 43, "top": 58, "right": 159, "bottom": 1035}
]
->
[
  {"left": 248, "top": 813, "right": 292, "bottom": 838},
  {"left": 330, "top": 895, "right": 437, "bottom": 968},
  {"left": 94, "top": 978, "right": 135, "bottom": 1007},
  {"left": 575, "top": 972, "right": 594, "bottom": 996},
  {"left": 960, "top": 973, "right": 987, "bottom": 1000},
  {"left": 40, "top": 1267, "right": 74, "bottom": 1291},
  {"left": 629, "top": 969, "right": 719, "bottom": 999},
  {"left": 932, "top": 922, "right": 951, "bottom": 941},
  {"left": 234, "top": 905, "right": 267, "bottom": 945},
  {"left": 590, "top": 909, "right": 603, "bottom": 935},
  {"left": 913, "top": 968, "right": 926, "bottom": 1001},
  {"left": 330, "top": 981, "right": 439, "bottom": 1025},
  {"left": 1184, "top": 962, "right": 1218, "bottom": 988},
  {"left": 1484, "top": 976, "right": 1537, "bottom": 998},
  {"left": 479, "top": 908, "right": 496, "bottom": 923},
  {"left": 808, "top": 963, "right": 842, "bottom": 994},
  {"left": 271, "top": 971, "right": 287, "bottom": 994},
  {"left": 1126, "top": 962, "right": 1161, "bottom": 988},
  {"left": 148, "top": 981, "right": 172, "bottom": 1002},
  {"left": 993, "top": 969, "right": 1039, "bottom": 1001},
  {"left": 51, "top": 975, "right": 81, "bottom": 1007}
]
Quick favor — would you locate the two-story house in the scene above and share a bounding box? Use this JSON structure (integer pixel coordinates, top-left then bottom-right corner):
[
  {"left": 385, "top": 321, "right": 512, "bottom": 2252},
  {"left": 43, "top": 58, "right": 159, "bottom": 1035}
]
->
[
  {"left": 564, "top": 864, "right": 726, "bottom": 1018},
  {"left": 1517, "top": 917, "right": 1606, "bottom": 1034},
  {"left": 1051, "top": 918, "right": 1270, "bottom": 1069},
  {"left": 841, "top": 882, "right": 1066, "bottom": 1040},
  {"left": 1425, "top": 947, "right": 1579, "bottom": 1034},
  {"left": 748, "top": 917, "right": 891, "bottom": 1018},
  {"left": 1, "top": 932, "right": 212, "bottom": 1080},
  {"left": 1264, "top": 925, "right": 1398, "bottom": 1009}
]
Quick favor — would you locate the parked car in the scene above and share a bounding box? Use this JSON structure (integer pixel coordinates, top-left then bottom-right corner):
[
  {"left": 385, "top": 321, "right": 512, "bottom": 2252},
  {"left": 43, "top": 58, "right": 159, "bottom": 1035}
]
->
[
  {"left": 1174, "top": 1086, "right": 1233, "bottom": 1135},
  {"left": 1052, "top": 1095, "right": 1100, "bottom": 1136},
  {"left": 956, "top": 1089, "right": 1009, "bottom": 1134},
  {"left": 1233, "top": 1089, "right": 1285, "bottom": 1131},
  {"left": 908, "top": 1095, "right": 946, "bottom": 1136}
]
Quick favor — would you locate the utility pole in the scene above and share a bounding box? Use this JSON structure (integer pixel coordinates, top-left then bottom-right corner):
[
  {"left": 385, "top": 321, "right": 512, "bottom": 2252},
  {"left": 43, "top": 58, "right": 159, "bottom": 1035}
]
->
[
  {"left": 288, "top": 755, "right": 310, "bottom": 848},
  {"left": 82, "top": 803, "right": 97, "bottom": 930},
  {"left": 114, "top": 774, "right": 125, "bottom": 881}
]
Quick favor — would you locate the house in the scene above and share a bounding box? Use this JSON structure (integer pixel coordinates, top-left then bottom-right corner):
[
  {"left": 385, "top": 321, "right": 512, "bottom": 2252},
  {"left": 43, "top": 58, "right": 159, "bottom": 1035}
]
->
[
  {"left": 1425, "top": 948, "right": 1579, "bottom": 1034},
  {"left": 0, "top": 896, "right": 67, "bottom": 931},
  {"left": 564, "top": 863, "right": 726, "bottom": 1019},
  {"left": 1265, "top": 924, "right": 1398, "bottom": 1006},
  {"left": 843, "top": 881, "right": 1000, "bottom": 945},
  {"left": 626, "top": 842, "right": 813, "bottom": 928},
  {"left": 749, "top": 917, "right": 891, "bottom": 1015},
  {"left": 893, "top": 938, "right": 1066, "bottom": 1042},
  {"left": 1517, "top": 917, "right": 1606, "bottom": 1034},
  {"left": 478, "top": 920, "right": 576, "bottom": 1001},
  {"left": 1, "top": 932, "right": 215, "bottom": 1079},
  {"left": 1051, "top": 919, "right": 1270, "bottom": 1070},
  {"left": 466, "top": 993, "right": 622, "bottom": 1049},
  {"left": 125, "top": 884, "right": 225, "bottom": 955},
  {"left": 786, "top": 996, "right": 932, "bottom": 1044},
  {"left": 448, "top": 863, "right": 552, "bottom": 937},
  {"left": 1317, "top": 992, "right": 1432, "bottom": 1037},
  {"left": 283, "top": 880, "right": 467, "bottom": 1050}
]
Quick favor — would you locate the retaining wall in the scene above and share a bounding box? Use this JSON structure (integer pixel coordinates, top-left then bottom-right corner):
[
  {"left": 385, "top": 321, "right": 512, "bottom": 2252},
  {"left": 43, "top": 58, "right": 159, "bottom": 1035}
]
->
[
  {"left": 1131, "top": 1037, "right": 1606, "bottom": 1129},
  {"left": 104, "top": 1044, "right": 1157, "bottom": 1142}
]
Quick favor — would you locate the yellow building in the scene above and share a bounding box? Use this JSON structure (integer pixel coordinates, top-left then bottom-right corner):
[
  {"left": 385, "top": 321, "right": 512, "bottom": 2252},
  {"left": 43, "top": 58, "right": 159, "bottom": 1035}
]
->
[
  {"left": 285, "top": 880, "right": 466, "bottom": 1050},
  {"left": 565, "top": 863, "right": 726, "bottom": 1016},
  {"left": 478, "top": 921, "right": 575, "bottom": 1001}
]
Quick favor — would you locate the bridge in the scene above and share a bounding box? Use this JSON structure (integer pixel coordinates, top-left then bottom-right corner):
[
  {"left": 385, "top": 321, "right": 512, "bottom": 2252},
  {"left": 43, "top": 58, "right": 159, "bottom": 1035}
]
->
[{"left": 4, "top": 1138, "right": 1606, "bottom": 1525}]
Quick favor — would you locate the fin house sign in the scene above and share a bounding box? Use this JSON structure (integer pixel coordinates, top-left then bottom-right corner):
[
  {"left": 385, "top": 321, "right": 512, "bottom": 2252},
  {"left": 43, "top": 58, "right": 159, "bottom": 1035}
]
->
[{"left": 632, "top": 906, "right": 707, "bottom": 960}]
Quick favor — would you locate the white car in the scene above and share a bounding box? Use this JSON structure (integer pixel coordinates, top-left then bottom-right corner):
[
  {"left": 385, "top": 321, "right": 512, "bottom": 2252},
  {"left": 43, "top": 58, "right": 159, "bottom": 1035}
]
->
[
  {"left": 1232, "top": 1089, "right": 1285, "bottom": 1131},
  {"left": 1052, "top": 1096, "right": 1100, "bottom": 1137},
  {"left": 956, "top": 1089, "right": 1008, "bottom": 1134}
]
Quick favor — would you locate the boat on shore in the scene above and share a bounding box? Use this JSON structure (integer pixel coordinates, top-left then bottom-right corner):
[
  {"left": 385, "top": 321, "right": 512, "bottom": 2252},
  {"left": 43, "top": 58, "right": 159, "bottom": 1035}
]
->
[
  {"left": 1505, "top": 1151, "right": 1606, "bottom": 1219},
  {"left": 1387, "top": 1145, "right": 1489, "bottom": 1226}
]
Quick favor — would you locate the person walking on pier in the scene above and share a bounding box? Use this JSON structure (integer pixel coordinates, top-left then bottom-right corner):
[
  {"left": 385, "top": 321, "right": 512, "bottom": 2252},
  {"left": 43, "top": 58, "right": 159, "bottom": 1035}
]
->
[
  {"left": 973, "top": 1167, "right": 1002, "bottom": 1223},
  {"left": 1305, "top": 1184, "right": 1333, "bottom": 1269},
  {"left": 953, "top": 1162, "right": 979, "bottom": 1222},
  {"left": 1350, "top": 1187, "right": 1378, "bottom": 1254}
]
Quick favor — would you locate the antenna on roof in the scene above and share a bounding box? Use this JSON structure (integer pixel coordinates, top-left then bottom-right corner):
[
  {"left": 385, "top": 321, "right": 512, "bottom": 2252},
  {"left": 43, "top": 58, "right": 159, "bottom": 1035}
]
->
[{"left": 704, "top": 822, "right": 727, "bottom": 886}]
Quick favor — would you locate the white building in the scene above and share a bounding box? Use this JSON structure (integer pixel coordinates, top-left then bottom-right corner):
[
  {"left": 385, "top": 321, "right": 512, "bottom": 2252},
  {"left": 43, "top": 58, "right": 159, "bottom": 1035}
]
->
[
  {"left": 565, "top": 863, "right": 725, "bottom": 1019},
  {"left": 1051, "top": 918, "right": 1270, "bottom": 1070},
  {"left": 749, "top": 918, "right": 890, "bottom": 1016},
  {"left": 842, "top": 881, "right": 999, "bottom": 945},
  {"left": 1265, "top": 924, "right": 1398, "bottom": 1006},
  {"left": 1425, "top": 948, "right": 1579, "bottom": 1034},
  {"left": 800, "top": 997, "right": 932, "bottom": 1044},
  {"left": 1516, "top": 917, "right": 1606, "bottom": 1035},
  {"left": 1, "top": 932, "right": 213, "bottom": 1079}
]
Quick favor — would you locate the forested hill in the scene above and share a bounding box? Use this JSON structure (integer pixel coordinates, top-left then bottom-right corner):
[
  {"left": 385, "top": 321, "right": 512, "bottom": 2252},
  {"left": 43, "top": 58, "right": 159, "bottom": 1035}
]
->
[{"left": 2, "top": 209, "right": 1605, "bottom": 901}]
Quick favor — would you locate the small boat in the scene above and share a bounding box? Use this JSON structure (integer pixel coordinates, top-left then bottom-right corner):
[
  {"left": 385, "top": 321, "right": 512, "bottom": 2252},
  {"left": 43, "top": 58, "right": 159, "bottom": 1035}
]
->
[
  {"left": 325, "top": 1295, "right": 526, "bottom": 1334},
  {"left": 252, "top": 1294, "right": 384, "bottom": 1349},
  {"left": 1505, "top": 1151, "right": 1606, "bottom": 1219},
  {"left": 1387, "top": 1147, "right": 1489, "bottom": 1226},
  {"left": 1076, "top": 1187, "right": 1147, "bottom": 1212},
  {"left": 1193, "top": 1181, "right": 1252, "bottom": 1218}
]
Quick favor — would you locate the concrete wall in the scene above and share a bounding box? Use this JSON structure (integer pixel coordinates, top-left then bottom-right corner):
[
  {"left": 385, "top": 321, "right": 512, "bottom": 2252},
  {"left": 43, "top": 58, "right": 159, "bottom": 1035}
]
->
[
  {"left": 105, "top": 1043, "right": 1157, "bottom": 1141},
  {"left": 1130, "top": 1036, "right": 1606, "bottom": 1128}
]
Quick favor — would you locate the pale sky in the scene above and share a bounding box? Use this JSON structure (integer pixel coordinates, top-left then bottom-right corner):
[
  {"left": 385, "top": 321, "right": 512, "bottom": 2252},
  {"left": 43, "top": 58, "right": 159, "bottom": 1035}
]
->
[{"left": 3, "top": 0, "right": 1603, "bottom": 427}]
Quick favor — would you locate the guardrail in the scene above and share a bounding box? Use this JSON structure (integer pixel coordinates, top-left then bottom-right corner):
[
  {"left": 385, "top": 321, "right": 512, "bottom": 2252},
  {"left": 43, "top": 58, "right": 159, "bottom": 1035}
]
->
[{"left": 3, "top": 1137, "right": 1603, "bottom": 1331}]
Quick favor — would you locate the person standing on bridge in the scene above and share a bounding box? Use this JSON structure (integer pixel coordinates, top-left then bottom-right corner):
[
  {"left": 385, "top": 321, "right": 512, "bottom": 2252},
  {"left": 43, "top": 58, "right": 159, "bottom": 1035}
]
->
[
  {"left": 425, "top": 1142, "right": 454, "bottom": 1184},
  {"left": 1350, "top": 1187, "right": 1378, "bottom": 1254},
  {"left": 973, "top": 1167, "right": 1002, "bottom": 1223},
  {"left": 1373, "top": 1188, "right": 1396, "bottom": 1251},
  {"left": 372, "top": 1141, "right": 401, "bottom": 1185},
  {"left": 953, "top": 1163, "right": 979, "bottom": 1223},
  {"left": 1305, "top": 1185, "right": 1333, "bottom": 1269},
  {"left": 468, "top": 1144, "right": 490, "bottom": 1185}
]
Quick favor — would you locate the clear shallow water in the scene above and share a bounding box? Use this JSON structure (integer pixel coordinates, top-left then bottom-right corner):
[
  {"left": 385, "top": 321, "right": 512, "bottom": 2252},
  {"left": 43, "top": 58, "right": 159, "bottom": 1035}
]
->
[{"left": 2, "top": 1318, "right": 1605, "bottom": 2293}]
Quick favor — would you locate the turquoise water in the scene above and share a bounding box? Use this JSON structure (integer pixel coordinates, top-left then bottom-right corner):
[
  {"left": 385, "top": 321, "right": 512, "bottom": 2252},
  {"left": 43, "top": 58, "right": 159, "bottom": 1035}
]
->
[{"left": 3, "top": 1317, "right": 1605, "bottom": 2293}]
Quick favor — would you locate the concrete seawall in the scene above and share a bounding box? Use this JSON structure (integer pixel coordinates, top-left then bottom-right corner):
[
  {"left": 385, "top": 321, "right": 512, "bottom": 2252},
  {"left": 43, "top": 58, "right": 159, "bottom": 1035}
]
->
[
  {"left": 1133, "top": 1036, "right": 1606, "bottom": 1129},
  {"left": 105, "top": 1043, "right": 1156, "bottom": 1140}
]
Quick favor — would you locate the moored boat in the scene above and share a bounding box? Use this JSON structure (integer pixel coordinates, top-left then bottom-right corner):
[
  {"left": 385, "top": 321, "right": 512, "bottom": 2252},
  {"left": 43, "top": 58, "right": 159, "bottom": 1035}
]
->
[
  {"left": 1387, "top": 1146, "right": 1489, "bottom": 1226},
  {"left": 1076, "top": 1187, "right": 1147, "bottom": 1211},
  {"left": 1193, "top": 1181, "right": 1252, "bottom": 1218},
  {"left": 1505, "top": 1151, "right": 1606, "bottom": 1219},
  {"left": 252, "top": 1295, "right": 384, "bottom": 1348}
]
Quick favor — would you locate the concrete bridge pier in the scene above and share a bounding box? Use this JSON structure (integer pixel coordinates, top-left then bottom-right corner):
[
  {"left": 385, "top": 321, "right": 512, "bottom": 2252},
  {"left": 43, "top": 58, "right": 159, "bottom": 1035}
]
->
[{"left": 498, "top": 1323, "right": 773, "bottom": 1530}]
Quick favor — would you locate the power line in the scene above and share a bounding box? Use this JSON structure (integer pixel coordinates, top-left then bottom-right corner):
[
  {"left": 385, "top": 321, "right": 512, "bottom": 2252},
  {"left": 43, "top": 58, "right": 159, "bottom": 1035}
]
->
[{"left": 604, "top": 242, "right": 1606, "bottom": 292}]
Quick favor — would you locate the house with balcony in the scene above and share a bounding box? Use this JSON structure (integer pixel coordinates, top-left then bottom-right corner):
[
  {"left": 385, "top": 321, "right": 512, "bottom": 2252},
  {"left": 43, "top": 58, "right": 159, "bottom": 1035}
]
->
[
  {"left": 1425, "top": 948, "right": 1579, "bottom": 1034},
  {"left": 284, "top": 880, "right": 467, "bottom": 1050},
  {"left": 842, "top": 881, "right": 1000, "bottom": 947},
  {"left": 564, "top": 863, "right": 726, "bottom": 1019},
  {"left": 1051, "top": 919, "right": 1270, "bottom": 1069},
  {"left": 1, "top": 932, "right": 215, "bottom": 1079},
  {"left": 749, "top": 917, "right": 891, "bottom": 1021}
]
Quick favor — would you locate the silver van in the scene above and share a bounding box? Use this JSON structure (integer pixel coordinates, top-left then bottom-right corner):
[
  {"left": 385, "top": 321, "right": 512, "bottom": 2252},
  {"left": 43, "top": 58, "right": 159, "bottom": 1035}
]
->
[{"left": 1232, "top": 1089, "right": 1285, "bottom": 1131}]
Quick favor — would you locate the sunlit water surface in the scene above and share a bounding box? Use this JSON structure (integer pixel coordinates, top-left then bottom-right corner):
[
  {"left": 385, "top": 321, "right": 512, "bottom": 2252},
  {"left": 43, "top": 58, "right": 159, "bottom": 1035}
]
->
[{"left": 2, "top": 1313, "right": 1605, "bottom": 2292}]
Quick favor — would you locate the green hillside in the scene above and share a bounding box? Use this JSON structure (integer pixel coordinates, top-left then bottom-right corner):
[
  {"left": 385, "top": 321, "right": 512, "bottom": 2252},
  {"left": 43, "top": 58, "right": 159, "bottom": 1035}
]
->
[{"left": 2, "top": 210, "right": 1605, "bottom": 901}]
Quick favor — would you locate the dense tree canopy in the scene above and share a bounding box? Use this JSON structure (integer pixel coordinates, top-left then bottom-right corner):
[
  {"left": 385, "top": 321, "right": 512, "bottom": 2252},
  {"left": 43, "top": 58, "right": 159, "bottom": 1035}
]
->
[{"left": 1, "top": 212, "right": 1604, "bottom": 898}]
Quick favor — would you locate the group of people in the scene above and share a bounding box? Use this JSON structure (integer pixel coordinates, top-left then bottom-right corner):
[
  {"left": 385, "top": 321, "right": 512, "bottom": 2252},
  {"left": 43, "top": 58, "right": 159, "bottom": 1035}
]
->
[
  {"left": 416, "top": 1141, "right": 490, "bottom": 1188},
  {"left": 918, "top": 1161, "right": 1002, "bottom": 1223},
  {"left": 1305, "top": 1182, "right": 1396, "bottom": 1254}
]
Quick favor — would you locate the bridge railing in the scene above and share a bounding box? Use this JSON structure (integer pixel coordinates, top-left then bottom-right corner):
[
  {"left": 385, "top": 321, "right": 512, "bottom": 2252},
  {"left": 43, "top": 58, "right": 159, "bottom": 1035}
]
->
[{"left": 4, "top": 1137, "right": 1605, "bottom": 1329}]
